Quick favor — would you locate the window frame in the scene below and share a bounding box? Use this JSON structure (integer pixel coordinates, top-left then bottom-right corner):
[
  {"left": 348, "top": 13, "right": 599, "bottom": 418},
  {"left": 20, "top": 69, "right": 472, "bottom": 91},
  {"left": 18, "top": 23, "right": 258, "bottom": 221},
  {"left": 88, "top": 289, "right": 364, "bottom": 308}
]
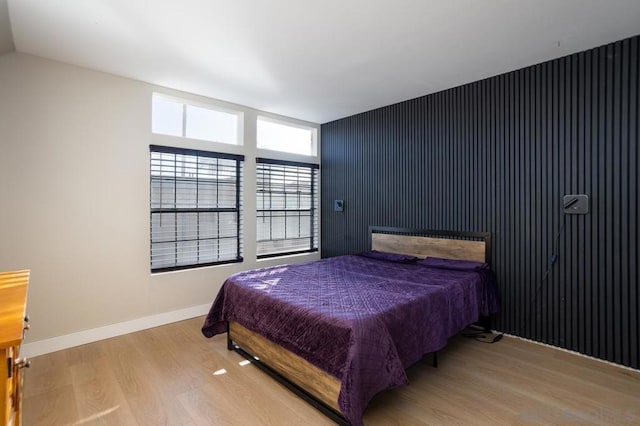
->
[
  {"left": 256, "top": 157, "right": 319, "bottom": 259},
  {"left": 256, "top": 115, "right": 318, "bottom": 157},
  {"left": 150, "top": 144, "right": 244, "bottom": 273},
  {"left": 152, "top": 93, "right": 244, "bottom": 146}
]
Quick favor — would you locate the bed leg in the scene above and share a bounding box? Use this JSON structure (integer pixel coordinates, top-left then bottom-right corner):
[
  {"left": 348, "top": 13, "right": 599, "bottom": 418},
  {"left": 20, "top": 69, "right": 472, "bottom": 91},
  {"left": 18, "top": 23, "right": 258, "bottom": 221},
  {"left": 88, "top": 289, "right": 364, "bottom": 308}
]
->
[
  {"left": 226, "top": 322, "right": 233, "bottom": 351},
  {"left": 479, "top": 316, "right": 492, "bottom": 333},
  {"left": 432, "top": 352, "right": 438, "bottom": 368}
]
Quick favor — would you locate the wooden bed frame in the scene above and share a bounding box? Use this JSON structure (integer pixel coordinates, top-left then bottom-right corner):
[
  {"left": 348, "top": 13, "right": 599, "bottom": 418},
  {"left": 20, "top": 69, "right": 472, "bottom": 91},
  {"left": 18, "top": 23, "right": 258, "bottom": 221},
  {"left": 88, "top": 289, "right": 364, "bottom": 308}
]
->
[{"left": 227, "top": 226, "right": 491, "bottom": 425}]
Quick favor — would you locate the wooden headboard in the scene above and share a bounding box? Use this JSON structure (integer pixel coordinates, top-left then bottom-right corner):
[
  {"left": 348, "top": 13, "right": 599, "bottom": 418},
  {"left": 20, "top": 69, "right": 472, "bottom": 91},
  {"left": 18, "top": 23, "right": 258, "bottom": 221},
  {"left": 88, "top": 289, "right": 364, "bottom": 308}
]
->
[{"left": 369, "top": 226, "right": 491, "bottom": 263}]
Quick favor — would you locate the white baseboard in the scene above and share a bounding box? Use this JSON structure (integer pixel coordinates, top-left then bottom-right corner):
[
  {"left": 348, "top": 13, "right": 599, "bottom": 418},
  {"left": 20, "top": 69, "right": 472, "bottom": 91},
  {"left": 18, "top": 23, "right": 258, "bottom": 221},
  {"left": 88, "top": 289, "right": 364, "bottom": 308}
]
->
[{"left": 21, "top": 303, "right": 211, "bottom": 358}]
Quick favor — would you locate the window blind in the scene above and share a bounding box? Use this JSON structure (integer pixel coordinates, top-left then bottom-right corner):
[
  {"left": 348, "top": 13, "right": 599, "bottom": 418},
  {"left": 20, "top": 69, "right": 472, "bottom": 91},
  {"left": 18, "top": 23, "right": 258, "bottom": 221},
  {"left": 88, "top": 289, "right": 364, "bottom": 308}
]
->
[
  {"left": 256, "top": 158, "right": 319, "bottom": 258},
  {"left": 150, "top": 145, "right": 244, "bottom": 272}
]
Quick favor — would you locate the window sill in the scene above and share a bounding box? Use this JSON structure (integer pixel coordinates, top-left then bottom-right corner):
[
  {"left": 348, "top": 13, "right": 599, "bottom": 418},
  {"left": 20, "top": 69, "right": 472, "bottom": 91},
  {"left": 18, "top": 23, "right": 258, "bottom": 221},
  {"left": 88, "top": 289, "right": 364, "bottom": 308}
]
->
[{"left": 256, "top": 251, "right": 320, "bottom": 266}]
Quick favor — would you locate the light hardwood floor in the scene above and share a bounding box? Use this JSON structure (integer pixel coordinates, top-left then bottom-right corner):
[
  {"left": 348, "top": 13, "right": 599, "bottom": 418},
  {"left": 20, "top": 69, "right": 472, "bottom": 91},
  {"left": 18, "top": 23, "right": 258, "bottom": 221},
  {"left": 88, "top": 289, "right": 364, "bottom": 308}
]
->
[{"left": 23, "top": 317, "right": 640, "bottom": 425}]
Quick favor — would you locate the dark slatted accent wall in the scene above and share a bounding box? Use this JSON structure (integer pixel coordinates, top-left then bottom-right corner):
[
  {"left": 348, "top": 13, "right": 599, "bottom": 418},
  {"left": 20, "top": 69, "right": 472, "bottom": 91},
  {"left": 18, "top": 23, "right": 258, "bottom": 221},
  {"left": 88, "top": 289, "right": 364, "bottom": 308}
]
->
[{"left": 321, "top": 35, "right": 639, "bottom": 369}]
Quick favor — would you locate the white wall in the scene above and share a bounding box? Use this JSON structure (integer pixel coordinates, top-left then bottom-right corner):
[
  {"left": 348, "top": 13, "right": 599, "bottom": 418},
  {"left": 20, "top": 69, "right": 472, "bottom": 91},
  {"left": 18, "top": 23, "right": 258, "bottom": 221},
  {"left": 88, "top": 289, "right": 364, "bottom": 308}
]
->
[
  {"left": 0, "top": 0, "right": 14, "bottom": 55},
  {"left": 0, "top": 52, "right": 320, "bottom": 345}
]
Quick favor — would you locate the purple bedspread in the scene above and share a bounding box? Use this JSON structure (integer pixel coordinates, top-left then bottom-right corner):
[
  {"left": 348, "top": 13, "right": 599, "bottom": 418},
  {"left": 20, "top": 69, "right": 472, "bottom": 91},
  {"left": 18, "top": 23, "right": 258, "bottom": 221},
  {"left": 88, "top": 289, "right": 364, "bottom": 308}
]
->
[{"left": 202, "top": 255, "right": 499, "bottom": 425}]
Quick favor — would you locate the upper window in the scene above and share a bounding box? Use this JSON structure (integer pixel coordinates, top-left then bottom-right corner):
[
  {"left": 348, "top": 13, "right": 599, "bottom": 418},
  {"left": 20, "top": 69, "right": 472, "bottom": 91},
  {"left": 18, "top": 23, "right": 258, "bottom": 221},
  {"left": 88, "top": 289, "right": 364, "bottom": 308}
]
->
[
  {"left": 256, "top": 158, "right": 319, "bottom": 258},
  {"left": 152, "top": 94, "right": 241, "bottom": 145},
  {"left": 150, "top": 145, "right": 244, "bottom": 272},
  {"left": 257, "top": 117, "right": 316, "bottom": 156}
]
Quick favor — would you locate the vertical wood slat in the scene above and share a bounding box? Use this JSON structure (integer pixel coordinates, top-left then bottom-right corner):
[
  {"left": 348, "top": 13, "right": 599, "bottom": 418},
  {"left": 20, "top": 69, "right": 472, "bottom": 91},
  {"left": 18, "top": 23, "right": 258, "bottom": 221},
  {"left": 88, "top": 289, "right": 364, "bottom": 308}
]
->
[{"left": 320, "top": 35, "right": 640, "bottom": 369}]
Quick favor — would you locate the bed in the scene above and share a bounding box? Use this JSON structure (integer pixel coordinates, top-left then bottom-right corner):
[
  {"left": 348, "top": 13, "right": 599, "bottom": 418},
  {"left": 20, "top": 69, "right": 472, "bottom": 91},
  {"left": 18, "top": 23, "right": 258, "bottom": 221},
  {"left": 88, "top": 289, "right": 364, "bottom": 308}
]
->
[{"left": 202, "top": 226, "right": 499, "bottom": 425}]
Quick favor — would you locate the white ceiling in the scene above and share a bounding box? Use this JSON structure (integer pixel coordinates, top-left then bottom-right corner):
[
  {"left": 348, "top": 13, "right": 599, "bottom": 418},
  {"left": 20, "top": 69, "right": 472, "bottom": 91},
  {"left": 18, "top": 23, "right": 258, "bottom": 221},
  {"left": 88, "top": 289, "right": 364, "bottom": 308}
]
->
[{"left": 7, "top": 0, "right": 640, "bottom": 123}]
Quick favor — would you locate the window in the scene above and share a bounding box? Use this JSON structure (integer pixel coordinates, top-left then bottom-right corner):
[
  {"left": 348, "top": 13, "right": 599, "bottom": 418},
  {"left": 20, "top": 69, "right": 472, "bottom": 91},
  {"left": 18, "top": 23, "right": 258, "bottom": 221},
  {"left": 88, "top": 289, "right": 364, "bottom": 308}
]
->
[
  {"left": 256, "top": 158, "right": 319, "bottom": 258},
  {"left": 257, "top": 117, "right": 316, "bottom": 156},
  {"left": 152, "top": 94, "right": 241, "bottom": 145},
  {"left": 150, "top": 145, "right": 244, "bottom": 272}
]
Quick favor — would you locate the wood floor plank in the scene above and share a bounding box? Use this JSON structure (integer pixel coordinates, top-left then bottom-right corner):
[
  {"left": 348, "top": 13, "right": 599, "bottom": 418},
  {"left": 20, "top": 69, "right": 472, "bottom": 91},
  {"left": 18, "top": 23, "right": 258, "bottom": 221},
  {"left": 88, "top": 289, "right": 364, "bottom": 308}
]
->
[
  {"left": 446, "top": 339, "right": 639, "bottom": 413},
  {"left": 65, "top": 340, "right": 106, "bottom": 367},
  {"left": 101, "top": 334, "right": 176, "bottom": 426},
  {"left": 70, "top": 347, "right": 139, "bottom": 426},
  {"left": 22, "top": 383, "right": 79, "bottom": 426},
  {"left": 23, "top": 349, "right": 72, "bottom": 399},
  {"left": 21, "top": 318, "right": 640, "bottom": 426},
  {"left": 116, "top": 331, "right": 197, "bottom": 426}
]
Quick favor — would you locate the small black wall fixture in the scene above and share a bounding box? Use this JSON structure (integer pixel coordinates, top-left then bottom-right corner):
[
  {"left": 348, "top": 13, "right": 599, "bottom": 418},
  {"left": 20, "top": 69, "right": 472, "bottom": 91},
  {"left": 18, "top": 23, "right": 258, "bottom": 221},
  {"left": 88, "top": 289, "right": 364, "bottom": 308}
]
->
[{"left": 563, "top": 194, "right": 589, "bottom": 215}]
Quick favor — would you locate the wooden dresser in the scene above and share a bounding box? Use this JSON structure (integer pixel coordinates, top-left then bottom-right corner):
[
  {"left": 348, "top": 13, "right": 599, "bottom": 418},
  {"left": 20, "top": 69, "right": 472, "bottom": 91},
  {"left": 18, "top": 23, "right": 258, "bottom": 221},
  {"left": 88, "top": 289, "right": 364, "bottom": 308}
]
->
[{"left": 0, "top": 270, "right": 30, "bottom": 426}]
